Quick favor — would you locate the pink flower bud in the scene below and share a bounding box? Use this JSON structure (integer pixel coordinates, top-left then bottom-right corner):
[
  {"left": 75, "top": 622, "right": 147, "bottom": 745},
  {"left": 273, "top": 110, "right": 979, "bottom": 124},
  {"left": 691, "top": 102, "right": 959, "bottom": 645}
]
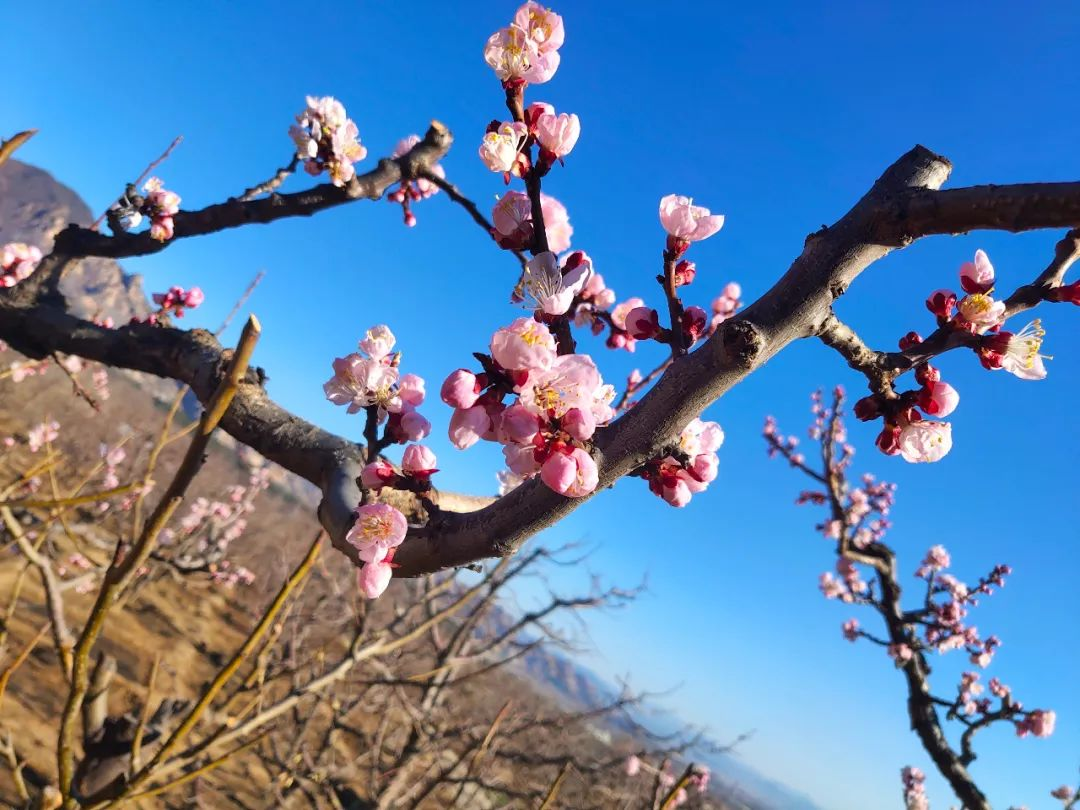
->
[
  {"left": 401, "top": 444, "right": 438, "bottom": 477},
  {"left": 681, "top": 306, "right": 708, "bottom": 343},
  {"left": 183, "top": 287, "right": 205, "bottom": 308},
  {"left": 917, "top": 381, "right": 959, "bottom": 417},
  {"left": 673, "top": 260, "right": 696, "bottom": 286},
  {"left": 562, "top": 407, "right": 596, "bottom": 441},
  {"left": 959, "top": 249, "right": 995, "bottom": 295},
  {"left": 625, "top": 306, "right": 661, "bottom": 340},
  {"left": 441, "top": 369, "right": 481, "bottom": 408},
  {"left": 449, "top": 406, "right": 491, "bottom": 449},
  {"left": 540, "top": 447, "right": 599, "bottom": 497},
  {"left": 358, "top": 560, "right": 393, "bottom": 599},
  {"left": 925, "top": 289, "right": 957, "bottom": 319}
]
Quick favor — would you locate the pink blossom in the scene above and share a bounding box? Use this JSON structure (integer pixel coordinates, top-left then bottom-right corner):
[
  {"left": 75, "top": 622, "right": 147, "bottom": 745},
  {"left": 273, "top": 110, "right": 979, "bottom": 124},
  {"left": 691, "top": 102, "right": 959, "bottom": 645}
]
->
[
  {"left": 479, "top": 121, "right": 529, "bottom": 174},
  {"left": 535, "top": 109, "right": 581, "bottom": 161},
  {"left": 358, "top": 560, "right": 394, "bottom": 599},
  {"left": 398, "top": 374, "right": 425, "bottom": 407},
  {"left": 540, "top": 447, "right": 599, "bottom": 497},
  {"left": 898, "top": 421, "right": 952, "bottom": 464},
  {"left": 492, "top": 191, "right": 535, "bottom": 250},
  {"left": 503, "top": 443, "right": 541, "bottom": 476},
  {"left": 888, "top": 643, "right": 915, "bottom": 664},
  {"left": 27, "top": 420, "right": 60, "bottom": 453},
  {"left": 395, "top": 408, "right": 431, "bottom": 441},
  {"left": 449, "top": 406, "right": 491, "bottom": 449},
  {"left": 359, "top": 324, "right": 396, "bottom": 360},
  {"left": 661, "top": 476, "right": 692, "bottom": 507},
  {"left": 659, "top": 194, "right": 725, "bottom": 250},
  {"left": 324, "top": 354, "right": 400, "bottom": 415},
  {"left": 540, "top": 193, "right": 572, "bottom": 253},
  {"left": 957, "top": 292, "right": 1006, "bottom": 331},
  {"left": 289, "top": 96, "right": 367, "bottom": 187},
  {"left": 441, "top": 369, "right": 482, "bottom": 409},
  {"left": 0, "top": 243, "right": 43, "bottom": 287},
  {"left": 916, "top": 381, "right": 959, "bottom": 417},
  {"left": 960, "top": 249, "right": 996, "bottom": 295},
  {"left": 497, "top": 403, "right": 542, "bottom": 444},
  {"left": 490, "top": 318, "right": 557, "bottom": 373},
  {"left": 1050, "top": 786, "right": 1074, "bottom": 801},
  {"left": 518, "top": 354, "right": 614, "bottom": 424},
  {"left": 562, "top": 407, "right": 596, "bottom": 441},
  {"left": 483, "top": 24, "right": 559, "bottom": 84},
  {"left": 346, "top": 503, "right": 407, "bottom": 564},
  {"left": 979, "top": 320, "right": 1050, "bottom": 380},
  {"left": 611, "top": 297, "right": 645, "bottom": 332},
  {"left": 514, "top": 2, "right": 565, "bottom": 53},
  {"left": 523, "top": 250, "right": 592, "bottom": 315},
  {"left": 1019, "top": 709, "right": 1056, "bottom": 738},
  {"left": 842, "top": 619, "right": 860, "bottom": 642},
  {"left": 625, "top": 755, "right": 641, "bottom": 776},
  {"left": 497, "top": 468, "right": 526, "bottom": 495},
  {"left": 402, "top": 444, "right": 438, "bottom": 477}
]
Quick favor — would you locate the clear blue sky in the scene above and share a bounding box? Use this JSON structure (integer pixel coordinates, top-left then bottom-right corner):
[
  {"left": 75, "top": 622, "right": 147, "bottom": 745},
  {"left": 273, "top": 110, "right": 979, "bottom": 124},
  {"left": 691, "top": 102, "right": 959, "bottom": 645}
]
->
[{"left": 6, "top": 3, "right": 1078, "bottom": 807}]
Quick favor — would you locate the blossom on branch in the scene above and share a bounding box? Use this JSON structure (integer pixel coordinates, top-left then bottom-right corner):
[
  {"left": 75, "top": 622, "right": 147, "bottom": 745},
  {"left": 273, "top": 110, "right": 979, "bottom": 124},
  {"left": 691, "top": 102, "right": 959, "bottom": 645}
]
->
[
  {"left": 289, "top": 95, "right": 367, "bottom": 187},
  {"left": 659, "top": 194, "right": 725, "bottom": 255},
  {"left": 0, "top": 242, "right": 43, "bottom": 287}
]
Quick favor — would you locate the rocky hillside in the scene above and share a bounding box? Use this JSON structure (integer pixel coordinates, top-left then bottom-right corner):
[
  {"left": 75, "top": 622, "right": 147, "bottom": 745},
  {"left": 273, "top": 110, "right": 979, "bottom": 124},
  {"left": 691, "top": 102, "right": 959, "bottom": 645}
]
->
[{"left": 0, "top": 159, "right": 150, "bottom": 323}]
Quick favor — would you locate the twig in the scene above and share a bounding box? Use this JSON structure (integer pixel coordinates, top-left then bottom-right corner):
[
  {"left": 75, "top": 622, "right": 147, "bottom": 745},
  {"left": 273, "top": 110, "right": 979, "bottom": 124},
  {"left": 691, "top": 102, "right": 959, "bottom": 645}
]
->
[
  {"left": 120, "top": 530, "right": 323, "bottom": 798},
  {"left": 0, "top": 622, "right": 50, "bottom": 711},
  {"left": 129, "top": 652, "right": 162, "bottom": 772},
  {"left": 0, "top": 129, "right": 37, "bottom": 167},
  {"left": 419, "top": 170, "right": 527, "bottom": 267},
  {"left": 238, "top": 157, "right": 299, "bottom": 202},
  {"left": 538, "top": 760, "right": 573, "bottom": 810},
  {"left": 57, "top": 315, "right": 262, "bottom": 804}
]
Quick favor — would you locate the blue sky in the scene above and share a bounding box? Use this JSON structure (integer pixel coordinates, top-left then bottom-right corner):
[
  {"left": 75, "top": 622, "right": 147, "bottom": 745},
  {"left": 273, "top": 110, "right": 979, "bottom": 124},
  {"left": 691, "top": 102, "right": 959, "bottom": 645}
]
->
[{"left": 6, "top": 2, "right": 1078, "bottom": 807}]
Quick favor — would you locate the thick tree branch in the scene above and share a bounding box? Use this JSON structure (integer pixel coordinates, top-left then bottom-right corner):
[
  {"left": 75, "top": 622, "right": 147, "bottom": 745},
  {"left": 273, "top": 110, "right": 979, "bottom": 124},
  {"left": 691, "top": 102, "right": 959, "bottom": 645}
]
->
[
  {"left": 50, "top": 122, "right": 453, "bottom": 260},
  {"left": 7, "top": 144, "right": 1080, "bottom": 580}
]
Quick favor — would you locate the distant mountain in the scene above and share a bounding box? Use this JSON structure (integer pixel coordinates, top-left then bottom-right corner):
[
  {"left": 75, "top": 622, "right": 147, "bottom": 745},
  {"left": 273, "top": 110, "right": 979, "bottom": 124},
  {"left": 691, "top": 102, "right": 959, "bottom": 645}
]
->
[
  {"left": 0, "top": 159, "right": 151, "bottom": 324},
  {"left": 0, "top": 158, "right": 320, "bottom": 509},
  {"left": 479, "top": 600, "right": 825, "bottom": 810}
]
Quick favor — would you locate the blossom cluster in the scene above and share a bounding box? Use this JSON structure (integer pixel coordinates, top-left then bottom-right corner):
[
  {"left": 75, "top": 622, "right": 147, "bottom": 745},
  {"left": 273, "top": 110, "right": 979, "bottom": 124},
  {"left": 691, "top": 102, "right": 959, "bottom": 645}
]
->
[
  {"left": 289, "top": 95, "right": 367, "bottom": 187},
  {"left": 901, "top": 766, "right": 928, "bottom": 810},
  {"left": 1, "top": 242, "right": 43, "bottom": 287},
  {"left": 346, "top": 502, "right": 408, "bottom": 599},
  {"left": 146, "top": 285, "right": 205, "bottom": 321},
  {"left": 323, "top": 324, "right": 431, "bottom": 443},
  {"left": 857, "top": 249, "right": 1061, "bottom": 463},
  {"left": 441, "top": 317, "right": 614, "bottom": 498},
  {"left": 386, "top": 134, "right": 444, "bottom": 227},
  {"left": 483, "top": 2, "right": 564, "bottom": 88},
  {"left": 636, "top": 418, "right": 724, "bottom": 507},
  {"left": 142, "top": 177, "right": 182, "bottom": 241},
  {"left": 27, "top": 419, "right": 60, "bottom": 453},
  {"left": 107, "top": 178, "right": 182, "bottom": 242},
  {"left": 481, "top": 102, "right": 580, "bottom": 181}
]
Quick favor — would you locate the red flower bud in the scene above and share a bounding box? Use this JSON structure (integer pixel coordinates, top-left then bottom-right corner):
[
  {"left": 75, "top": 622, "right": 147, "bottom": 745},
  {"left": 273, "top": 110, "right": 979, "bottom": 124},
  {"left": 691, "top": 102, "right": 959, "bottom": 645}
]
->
[
  {"left": 853, "top": 395, "right": 882, "bottom": 422},
  {"left": 680, "top": 306, "right": 708, "bottom": 344},
  {"left": 674, "top": 260, "right": 697, "bottom": 287},
  {"left": 925, "top": 289, "right": 957, "bottom": 320},
  {"left": 914, "top": 364, "right": 940, "bottom": 386},
  {"left": 875, "top": 425, "right": 902, "bottom": 455},
  {"left": 1048, "top": 280, "right": 1080, "bottom": 305},
  {"left": 898, "top": 331, "right": 924, "bottom": 351}
]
